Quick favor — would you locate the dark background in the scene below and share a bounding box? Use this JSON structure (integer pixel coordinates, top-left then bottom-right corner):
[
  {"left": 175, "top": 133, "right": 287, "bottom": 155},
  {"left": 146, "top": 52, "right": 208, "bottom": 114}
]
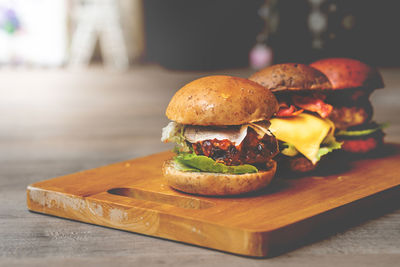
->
[{"left": 143, "top": 0, "right": 400, "bottom": 70}]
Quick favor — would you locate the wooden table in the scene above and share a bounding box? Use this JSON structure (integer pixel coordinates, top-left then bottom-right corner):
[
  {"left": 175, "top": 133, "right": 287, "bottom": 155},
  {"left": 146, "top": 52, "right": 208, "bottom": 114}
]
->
[{"left": 1, "top": 65, "right": 399, "bottom": 266}]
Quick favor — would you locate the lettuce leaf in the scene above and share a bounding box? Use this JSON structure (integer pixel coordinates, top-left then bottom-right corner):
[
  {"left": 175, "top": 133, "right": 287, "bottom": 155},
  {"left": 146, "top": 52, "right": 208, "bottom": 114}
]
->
[
  {"left": 174, "top": 153, "right": 258, "bottom": 174},
  {"left": 316, "top": 140, "right": 342, "bottom": 161},
  {"left": 336, "top": 122, "right": 389, "bottom": 137},
  {"left": 281, "top": 142, "right": 299, "bottom": 157},
  {"left": 161, "top": 122, "right": 192, "bottom": 152},
  {"left": 173, "top": 158, "right": 200, "bottom": 172},
  {"left": 315, "top": 132, "right": 342, "bottom": 161}
]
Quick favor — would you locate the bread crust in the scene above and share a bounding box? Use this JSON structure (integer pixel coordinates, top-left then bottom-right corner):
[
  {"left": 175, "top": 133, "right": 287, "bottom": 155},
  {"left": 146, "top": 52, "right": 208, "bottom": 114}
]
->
[
  {"left": 165, "top": 75, "right": 278, "bottom": 126},
  {"left": 310, "top": 58, "right": 384, "bottom": 90},
  {"left": 162, "top": 160, "right": 277, "bottom": 196},
  {"left": 249, "top": 63, "right": 332, "bottom": 92}
]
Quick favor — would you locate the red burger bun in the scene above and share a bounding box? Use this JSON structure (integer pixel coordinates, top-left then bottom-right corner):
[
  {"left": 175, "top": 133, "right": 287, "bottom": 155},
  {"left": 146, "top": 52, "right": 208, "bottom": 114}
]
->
[{"left": 310, "top": 58, "right": 384, "bottom": 90}]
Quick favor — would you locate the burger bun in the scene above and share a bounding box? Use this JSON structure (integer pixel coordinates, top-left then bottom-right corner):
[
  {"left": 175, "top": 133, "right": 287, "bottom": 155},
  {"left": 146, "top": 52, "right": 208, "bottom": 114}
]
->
[
  {"left": 166, "top": 75, "right": 278, "bottom": 126},
  {"left": 310, "top": 58, "right": 384, "bottom": 90},
  {"left": 162, "top": 160, "right": 277, "bottom": 196},
  {"left": 249, "top": 63, "right": 332, "bottom": 92}
]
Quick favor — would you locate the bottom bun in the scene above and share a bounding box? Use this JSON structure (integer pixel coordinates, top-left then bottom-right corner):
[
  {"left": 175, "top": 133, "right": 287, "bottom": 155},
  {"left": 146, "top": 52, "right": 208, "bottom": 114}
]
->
[{"left": 162, "top": 160, "right": 277, "bottom": 196}]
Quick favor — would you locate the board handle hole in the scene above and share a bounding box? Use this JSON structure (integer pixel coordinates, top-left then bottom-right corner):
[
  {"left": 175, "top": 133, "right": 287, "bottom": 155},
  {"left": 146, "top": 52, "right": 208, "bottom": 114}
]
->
[{"left": 107, "top": 188, "right": 215, "bottom": 210}]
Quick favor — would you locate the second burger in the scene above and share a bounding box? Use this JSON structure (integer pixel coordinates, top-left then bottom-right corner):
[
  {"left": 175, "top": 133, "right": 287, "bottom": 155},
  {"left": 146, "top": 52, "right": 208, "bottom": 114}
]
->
[{"left": 249, "top": 63, "right": 342, "bottom": 173}]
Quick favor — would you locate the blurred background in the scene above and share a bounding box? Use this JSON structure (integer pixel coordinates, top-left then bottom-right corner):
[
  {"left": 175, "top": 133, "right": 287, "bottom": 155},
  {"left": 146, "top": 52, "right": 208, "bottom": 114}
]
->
[
  {"left": 1, "top": 0, "right": 399, "bottom": 167},
  {"left": 0, "top": 0, "right": 399, "bottom": 70}
]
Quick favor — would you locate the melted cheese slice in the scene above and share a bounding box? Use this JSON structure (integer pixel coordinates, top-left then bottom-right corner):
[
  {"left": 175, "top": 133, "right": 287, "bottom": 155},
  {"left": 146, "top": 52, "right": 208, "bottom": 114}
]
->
[
  {"left": 269, "top": 113, "right": 335, "bottom": 164},
  {"left": 184, "top": 121, "right": 271, "bottom": 145}
]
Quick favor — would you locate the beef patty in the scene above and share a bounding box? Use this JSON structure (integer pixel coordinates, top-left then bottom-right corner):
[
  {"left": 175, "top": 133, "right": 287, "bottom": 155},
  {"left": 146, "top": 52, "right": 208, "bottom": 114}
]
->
[
  {"left": 328, "top": 101, "right": 373, "bottom": 130},
  {"left": 192, "top": 128, "right": 278, "bottom": 167}
]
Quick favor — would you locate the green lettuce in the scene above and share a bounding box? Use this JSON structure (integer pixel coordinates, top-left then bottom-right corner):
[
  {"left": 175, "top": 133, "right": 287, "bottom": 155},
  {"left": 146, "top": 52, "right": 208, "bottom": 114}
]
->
[
  {"left": 173, "top": 158, "right": 200, "bottom": 172},
  {"left": 161, "top": 122, "right": 192, "bottom": 152},
  {"left": 174, "top": 153, "right": 258, "bottom": 174},
  {"left": 316, "top": 133, "right": 342, "bottom": 161},
  {"left": 281, "top": 142, "right": 299, "bottom": 157},
  {"left": 336, "top": 122, "right": 389, "bottom": 137},
  {"left": 316, "top": 140, "right": 342, "bottom": 161}
]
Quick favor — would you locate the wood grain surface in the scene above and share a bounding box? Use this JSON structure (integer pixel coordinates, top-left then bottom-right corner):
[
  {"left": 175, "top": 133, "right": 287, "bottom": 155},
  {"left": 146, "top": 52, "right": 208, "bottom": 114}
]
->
[
  {"left": 1, "top": 66, "right": 400, "bottom": 265},
  {"left": 26, "top": 146, "right": 400, "bottom": 257}
]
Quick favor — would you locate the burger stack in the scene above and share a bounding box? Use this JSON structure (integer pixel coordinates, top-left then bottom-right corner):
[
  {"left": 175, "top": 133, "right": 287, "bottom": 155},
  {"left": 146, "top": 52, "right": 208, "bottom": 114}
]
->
[
  {"left": 249, "top": 63, "right": 340, "bottom": 173},
  {"left": 310, "top": 58, "right": 386, "bottom": 154},
  {"left": 161, "top": 58, "right": 386, "bottom": 195},
  {"left": 161, "top": 75, "right": 279, "bottom": 196}
]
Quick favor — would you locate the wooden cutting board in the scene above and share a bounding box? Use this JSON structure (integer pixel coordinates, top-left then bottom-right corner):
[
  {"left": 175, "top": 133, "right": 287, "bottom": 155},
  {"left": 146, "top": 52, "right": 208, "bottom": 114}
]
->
[{"left": 27, "top": 145, "right": 400, "bottom": 257}]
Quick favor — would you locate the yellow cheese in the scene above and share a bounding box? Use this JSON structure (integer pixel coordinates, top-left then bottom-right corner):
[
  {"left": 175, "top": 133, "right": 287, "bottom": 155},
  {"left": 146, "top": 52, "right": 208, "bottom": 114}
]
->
[{"left": 269, "top": 113, "right": 335, "bottom": 164}]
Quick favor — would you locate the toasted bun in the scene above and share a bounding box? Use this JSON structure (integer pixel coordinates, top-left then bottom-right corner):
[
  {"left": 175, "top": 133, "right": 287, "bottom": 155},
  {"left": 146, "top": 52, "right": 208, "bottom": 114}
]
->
[
  {"left": 249, "top": 63, "right": 332, "bottom": 92},
  {"left": 166, "top": 75, "right": 278, "bottom": 126},
  {"left": 162, "top": 160, "right": 277, "bottom": 196},
  {"left": 310, "top": 58, "right": 384, "bottom": 90}
]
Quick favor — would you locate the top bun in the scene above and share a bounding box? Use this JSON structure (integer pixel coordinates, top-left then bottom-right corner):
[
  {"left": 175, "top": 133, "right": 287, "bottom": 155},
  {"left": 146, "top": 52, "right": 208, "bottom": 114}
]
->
[
  {"left": 310, "top": 58, "right": 384, "bottom": 90},
  {"left": 166, "top": 75, "right": 278, "bottom": 126},
  {"left": 249, "top": 63, "right": 332, "bottom": 92}
]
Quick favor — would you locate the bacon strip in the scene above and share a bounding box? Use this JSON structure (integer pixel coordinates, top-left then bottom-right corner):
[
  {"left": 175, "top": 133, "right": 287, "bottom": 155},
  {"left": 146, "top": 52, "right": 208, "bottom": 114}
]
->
[
  {"left": 276, "top": 102, "right": 304, "bottom": 117},
  {"left": 292, "top": 94, "right": 333, "bottom": 118}
]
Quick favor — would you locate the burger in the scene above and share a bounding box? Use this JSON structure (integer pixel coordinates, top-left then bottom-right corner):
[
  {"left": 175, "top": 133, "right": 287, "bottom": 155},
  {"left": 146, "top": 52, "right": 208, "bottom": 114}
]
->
[
  {"left": 161, "top": 75, "right": 279, "bottom": 195},
  {"left": 310, "top": 58, "right": 387, "bottom": 153},
  {"left": 249, "top": 63, "right": 342, "bottom": 173}
]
